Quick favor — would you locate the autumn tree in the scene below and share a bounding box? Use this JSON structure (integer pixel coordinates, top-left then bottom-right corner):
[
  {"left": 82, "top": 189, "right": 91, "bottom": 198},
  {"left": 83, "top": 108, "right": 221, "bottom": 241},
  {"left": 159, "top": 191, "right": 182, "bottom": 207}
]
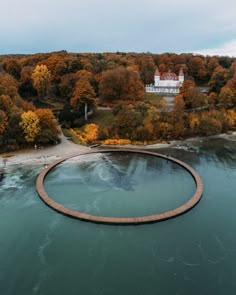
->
[
  {"left": 20, "top": 111, "right": 40, "bottom": 143},
  {"left": 70, "top": 80, "right": 96, "bottom": 121},
  {"left": 142, "top": 105, "right": 160, "bottom": 140},
  {"left": 99, "top": 67, "right": 144, "bottom": 101},
  {"left": 2, "top": 59, "right": 21, "bottom": 80},
  {"left": 19, "top": 66, "right": 36, "bottom": 98},
  {"left": 112, "top": 104, "right": 143, "bottom": 140},
  {"left": 75, "top": 69, "right": 93, "bottom": 82},
  {"left": 198, "top": 113, "right": 222, "bottom": 135},
  {"left": 59, "top": 73, "right": 77, "bottom": 99},
  {"left": 219, "top": 87, "right": 234, "bottom": 108},
  {"left": 188, "top": 56, "right": 207, "bottom": 84},
  {"left": 138, "top": 55, "right": 156, "bottom": 84},
  {"left": 35, "top": 109, "right": 60, "bottom": 143},
  {"left": 206, "top": 57, "right": 219, "bottom": 77},
  {"left": 7, "top": 106, "right": 24, "bottom": 145},
  {"left": 207, "top": 92, "right": 218, "bottom": 109},
  {"left": 32, "top": 64, "right": 51, "bottom": 100},
  {"left": 208, "top": 66, "right": 228, "bottom": 93},
  {"left": 0, "top": 73, "right": 19, "bottom": 99},
  {"left": 0, "top": 110, "right": 8, "bottom": 136},
  {"left": 0, "top": 95, "right": 13, "bottom": 114},
  {"left": 189, "top": 113, "right": 200, "bottom": 134}
]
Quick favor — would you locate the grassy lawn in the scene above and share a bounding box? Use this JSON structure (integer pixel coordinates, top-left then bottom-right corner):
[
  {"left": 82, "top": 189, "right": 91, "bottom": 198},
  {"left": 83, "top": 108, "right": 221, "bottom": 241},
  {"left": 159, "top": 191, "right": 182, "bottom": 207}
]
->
[
  {"left": 62, "top": 110, "right": 115, "bottom": 145},
  {"left": 61, "top": 128, "right": 84, "bottom": 144},
  {"left": 143, "top": 93, "right": 166, "bottom": 106},
  {"left": 89, "top": 109, "right": 115, "bottom": 129}
]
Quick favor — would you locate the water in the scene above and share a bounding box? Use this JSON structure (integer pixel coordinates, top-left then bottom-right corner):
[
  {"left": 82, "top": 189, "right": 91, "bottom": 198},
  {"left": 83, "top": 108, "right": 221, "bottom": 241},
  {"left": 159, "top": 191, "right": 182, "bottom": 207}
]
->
[
  {"left": 44, "top": 153, "right": 196, "bottom": 217},
  {"left": 1, "top": 138, "right": 236, "bottom": 295}
]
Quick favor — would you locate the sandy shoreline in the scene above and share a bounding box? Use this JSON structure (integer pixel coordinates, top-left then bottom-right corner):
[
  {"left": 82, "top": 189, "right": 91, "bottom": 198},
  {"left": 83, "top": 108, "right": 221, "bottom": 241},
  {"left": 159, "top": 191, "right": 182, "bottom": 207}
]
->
[
  {"left": 0, "top": 133, "right": 89, "bottom": 167},
  {"left": 1, "top": 132, "right": 236, "bottom": 168}
]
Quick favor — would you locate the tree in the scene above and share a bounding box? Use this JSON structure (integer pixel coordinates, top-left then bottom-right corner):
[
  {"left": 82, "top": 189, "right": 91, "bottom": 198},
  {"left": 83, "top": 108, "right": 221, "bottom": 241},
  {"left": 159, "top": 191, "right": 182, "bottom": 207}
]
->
[
  {"left": 219, "top": 87, "right": 234, "bottom": 108},
  {"left": 32, "top": 64, "right": 51, "bottom": 100},
  {"left": 70, "top": 80, "right": 96, "bottom": 121},
  {"left": 20, "top": 111, "right": 40, "bottom": 143},
  {"left": 188, "top": 56, "right": 207, "bottom": 83},
  {"left": 3, "top": 59, "right": 21, "bottom": 80},
  {"left": 113, "top": 104, "right": 143, "bottom": 140},
  {"left": 199, "top": 113, "right": 222, "bottom": 135},
  {"left": 7, "top": 106, "right": 24, "bottom": 145},
  {"left": 138, "top": 55, "right": 156, "bottom": 84},
  {"left": 189, "top": 113, "right": 200, "bottom": 134},
  {"left": 19, "top": 66, "right": 36, "bottom": 98},
  {"left": 0, "top": 95, "right": 13, "bottom": 114},
  {"left": 35, "top": 109, "right": 60, "bottom": 143},
  {"left": 0, "top": 73, "right": 19, "bottom": 99},
  {"left": 209, "top": 66, "right": 228, "bottom": 93},
  {"left": 75, "top": 69, "right": 93, "bottom": 82},
  {"left": 0, "top": 110, "right": 8, "bottom": 135},
  {"left": 99, "top": 67, "right": 144, "bottom": 101},
  {"left": 59, "top": 73, "right": 77, "bottom": 99}
]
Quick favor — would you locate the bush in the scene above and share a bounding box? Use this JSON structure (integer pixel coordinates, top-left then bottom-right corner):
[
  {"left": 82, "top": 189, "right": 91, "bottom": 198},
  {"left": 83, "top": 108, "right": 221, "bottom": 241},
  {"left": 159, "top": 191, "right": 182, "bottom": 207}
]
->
[{"left": 101, "top": 139, "right": 131, "bottom": 145}]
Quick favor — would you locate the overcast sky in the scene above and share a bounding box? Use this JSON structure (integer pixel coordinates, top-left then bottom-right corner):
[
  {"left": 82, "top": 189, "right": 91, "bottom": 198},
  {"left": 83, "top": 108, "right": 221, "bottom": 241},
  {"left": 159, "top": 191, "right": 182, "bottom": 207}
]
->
[{"left": 1, "top": 0, "right": 236, "bottom": 56}]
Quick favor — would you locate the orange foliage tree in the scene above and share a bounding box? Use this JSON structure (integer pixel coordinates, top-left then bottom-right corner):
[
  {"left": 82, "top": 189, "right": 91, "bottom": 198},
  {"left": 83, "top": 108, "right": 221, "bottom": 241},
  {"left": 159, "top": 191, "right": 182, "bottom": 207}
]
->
[
  {"left": 99, "top": 67, "right": 144, "bottom": 102},
  {"left": 70, "top": 79, "right": 96, "bottom": 121},
  {"left": 35, "top": 109, "right": 60, "bottom": 143}
]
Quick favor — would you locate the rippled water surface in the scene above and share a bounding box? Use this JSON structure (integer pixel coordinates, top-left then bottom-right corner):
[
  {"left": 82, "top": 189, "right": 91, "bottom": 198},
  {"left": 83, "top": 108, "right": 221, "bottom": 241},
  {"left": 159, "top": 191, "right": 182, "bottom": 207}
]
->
[
  {"left": 1, "top": 138, "right": 236, "bottom": 295},
  {"left": 44, "top": 152, "right": 196, "bottom": 217}
]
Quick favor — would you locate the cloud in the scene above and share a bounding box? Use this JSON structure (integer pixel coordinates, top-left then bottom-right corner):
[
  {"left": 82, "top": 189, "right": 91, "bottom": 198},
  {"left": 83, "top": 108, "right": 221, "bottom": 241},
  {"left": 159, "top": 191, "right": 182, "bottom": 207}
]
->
[
  {"left": 0, "top": 0, "right": 236, "bottom": 54},
  {"left": 193, "top": 40, "right": 236, "bottom": 57}
]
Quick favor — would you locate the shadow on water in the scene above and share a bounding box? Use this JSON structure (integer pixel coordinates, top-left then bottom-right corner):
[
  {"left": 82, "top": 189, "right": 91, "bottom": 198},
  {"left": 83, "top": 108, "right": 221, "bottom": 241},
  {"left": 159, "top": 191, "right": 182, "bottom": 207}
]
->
[
  {"left": 0, "top": 171, "right": 5, "bottom": 182},
  {"left": 100, "top": 154, "right": 135, "bottom": 191},
  {"left": 1, "top": 138, "right": 236, "bottom": 295},
  {"left": 157, "top": 137, "right": 236, "bottom": 170}
]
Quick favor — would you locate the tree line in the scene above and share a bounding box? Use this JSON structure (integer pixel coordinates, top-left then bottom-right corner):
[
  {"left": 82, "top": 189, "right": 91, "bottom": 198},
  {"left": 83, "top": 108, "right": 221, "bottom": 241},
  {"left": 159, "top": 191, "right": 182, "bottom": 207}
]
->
[{"left": 0, "top": 51, "right": 236, "bottom": 149}]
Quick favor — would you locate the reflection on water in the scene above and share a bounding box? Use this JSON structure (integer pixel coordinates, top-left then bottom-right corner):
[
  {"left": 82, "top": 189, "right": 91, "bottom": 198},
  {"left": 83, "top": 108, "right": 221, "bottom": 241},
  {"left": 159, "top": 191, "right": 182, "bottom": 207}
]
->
[
  {"left": 44, "top": 152, "right": 195, "bottom": 217},
  {"left": 0, "top": 138, "right": 236, "bottom": 295}
]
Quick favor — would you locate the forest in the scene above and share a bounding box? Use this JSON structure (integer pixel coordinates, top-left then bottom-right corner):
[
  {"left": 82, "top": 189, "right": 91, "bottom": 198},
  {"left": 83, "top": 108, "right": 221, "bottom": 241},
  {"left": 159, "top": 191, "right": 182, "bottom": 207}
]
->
[{"left": 0, "top": 50, "right": 236, "bottom": 150}]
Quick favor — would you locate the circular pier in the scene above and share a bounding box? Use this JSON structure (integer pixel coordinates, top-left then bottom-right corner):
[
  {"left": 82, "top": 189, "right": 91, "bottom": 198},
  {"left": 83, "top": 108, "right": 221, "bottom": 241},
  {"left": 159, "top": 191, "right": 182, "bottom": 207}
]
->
[{"left": 36, "top": 149, "right": 203, "bottom": 224}]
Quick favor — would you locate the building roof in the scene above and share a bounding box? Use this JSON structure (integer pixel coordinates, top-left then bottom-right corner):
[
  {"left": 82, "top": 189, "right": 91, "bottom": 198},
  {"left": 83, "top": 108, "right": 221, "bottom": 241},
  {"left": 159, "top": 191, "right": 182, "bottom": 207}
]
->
[
  {"left": 154, "top": 67, "right": 160, "bottom": 76},
  {"left": 160, "top": 72, "right": 178, "bottom": 80},
  {"left": 179, "top": 68, "right": 184, "bottom": 76}
]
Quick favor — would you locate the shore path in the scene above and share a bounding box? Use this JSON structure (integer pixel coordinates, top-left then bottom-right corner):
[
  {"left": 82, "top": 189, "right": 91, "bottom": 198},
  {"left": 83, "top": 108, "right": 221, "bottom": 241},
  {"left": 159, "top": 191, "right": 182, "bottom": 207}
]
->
[{"left": 1, "top": 131, "right": 89, "bottom": 167}]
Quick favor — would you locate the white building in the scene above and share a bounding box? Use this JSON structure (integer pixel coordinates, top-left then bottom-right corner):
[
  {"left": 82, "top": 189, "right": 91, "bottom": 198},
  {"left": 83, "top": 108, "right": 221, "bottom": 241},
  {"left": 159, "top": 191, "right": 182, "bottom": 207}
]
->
[{"left": 146, "top": 68, "right": 184, "bottom": 95}]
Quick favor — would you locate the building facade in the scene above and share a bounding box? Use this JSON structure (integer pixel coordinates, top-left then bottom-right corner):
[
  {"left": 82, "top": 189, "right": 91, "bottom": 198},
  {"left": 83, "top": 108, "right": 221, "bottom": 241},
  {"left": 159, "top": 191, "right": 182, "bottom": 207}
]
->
[{"left": 146, "top": 68, "right": 184, "bottom": 95}]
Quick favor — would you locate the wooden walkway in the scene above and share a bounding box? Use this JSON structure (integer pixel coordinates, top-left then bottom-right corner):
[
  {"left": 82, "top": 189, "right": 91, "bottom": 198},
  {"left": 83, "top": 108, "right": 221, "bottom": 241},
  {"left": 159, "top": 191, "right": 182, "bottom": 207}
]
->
[{"left": 36, "top": 149, "right": 203, "bottom": 224}]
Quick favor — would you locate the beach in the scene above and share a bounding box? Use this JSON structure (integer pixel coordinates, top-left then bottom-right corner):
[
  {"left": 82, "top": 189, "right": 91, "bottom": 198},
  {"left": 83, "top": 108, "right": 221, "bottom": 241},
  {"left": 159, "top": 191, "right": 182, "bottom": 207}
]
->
[
  {"left": 1, "top": 131, "right": 236, "bottom": 168},
  {"left": 0, "top": 133, "right": 89, "bottom": 167}
]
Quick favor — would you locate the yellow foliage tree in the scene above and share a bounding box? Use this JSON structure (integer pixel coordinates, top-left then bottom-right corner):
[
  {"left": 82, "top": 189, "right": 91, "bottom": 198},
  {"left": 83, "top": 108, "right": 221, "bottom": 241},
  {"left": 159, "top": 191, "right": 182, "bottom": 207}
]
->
[
  {"left": 20, "top": 111, "right": 40, "bottom": 143},
  {"left": 189, "top": 113, "right": 200, "bottom": 132},
  {"left": 32, "top": 64, "right": 51, "bottom": 99},
  {"left": 83, "top": 124, "right": 98, "bottom": 143},
  {"left": 227, "top": 110, "right": 236, "bottom": 127},
  {"left": 69, "top": 124, "right": 99, "bottom": 144}
]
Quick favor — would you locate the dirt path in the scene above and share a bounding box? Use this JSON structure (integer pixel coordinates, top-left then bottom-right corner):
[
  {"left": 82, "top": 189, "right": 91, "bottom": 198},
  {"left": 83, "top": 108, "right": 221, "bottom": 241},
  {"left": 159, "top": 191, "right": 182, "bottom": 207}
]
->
[{"left": 1, "top": 131, "right": 89, "bottom": 167}]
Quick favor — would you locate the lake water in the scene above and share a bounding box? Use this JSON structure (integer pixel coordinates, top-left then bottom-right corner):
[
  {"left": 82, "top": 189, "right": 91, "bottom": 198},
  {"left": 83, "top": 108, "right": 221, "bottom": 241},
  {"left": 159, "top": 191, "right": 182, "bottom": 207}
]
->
[{"left": 1, "top": 138, "right": 236, "bottom": 295}]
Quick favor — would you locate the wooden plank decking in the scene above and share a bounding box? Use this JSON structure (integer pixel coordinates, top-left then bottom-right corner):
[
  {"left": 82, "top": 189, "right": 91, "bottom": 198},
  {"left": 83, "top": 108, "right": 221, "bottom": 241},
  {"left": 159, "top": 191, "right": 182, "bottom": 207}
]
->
[{"left": 36, "top": 149, "right": 203, "bottom": 224}]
